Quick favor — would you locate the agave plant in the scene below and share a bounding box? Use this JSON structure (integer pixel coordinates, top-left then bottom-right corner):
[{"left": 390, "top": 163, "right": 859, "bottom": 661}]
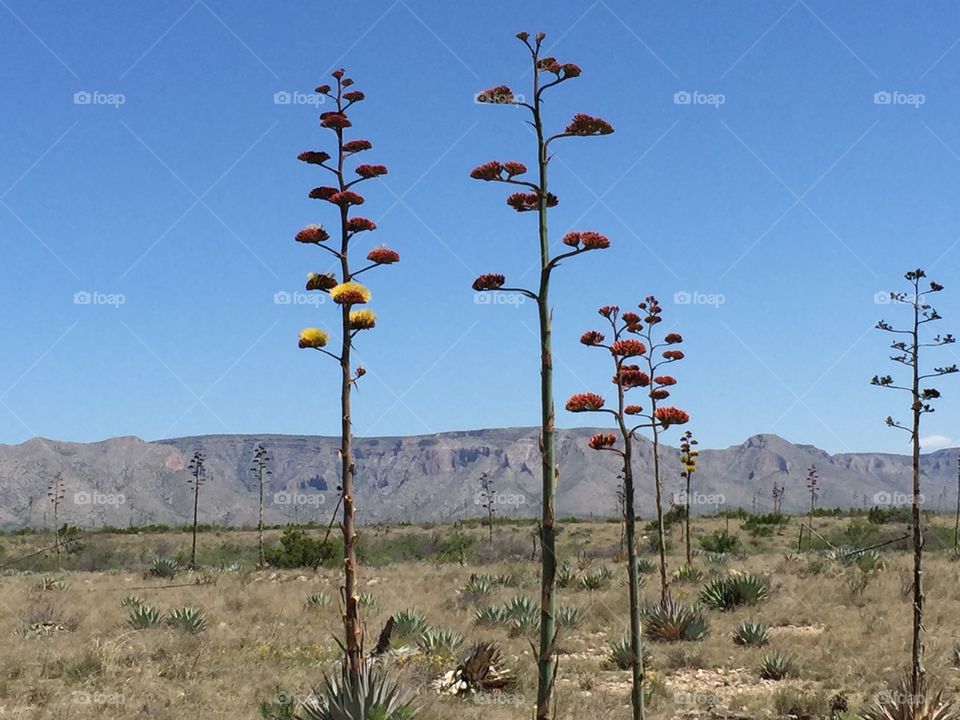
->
[
  {"left": 392, "top": 609, "right": 428, "bottom": 639},
  {"left": 860, "top": 674, "right": 955, "bottom": 720},
  {"left": 299, "top": 662, "right": 417, "bottom": 720},
  {"left": 502, "top": 595, "right": 537, "bottom": 621},
  {"left": 509, "top": 606, "right": 540, "bottom": 637},
  {"left": 120, "top": 594, "right": 144, "bottom": 608},
  {"left": 733, "top": 621, "right": 769, "bottom": 647},
  {"left": 758, "top": 652, "right": 794, "bottom": 681},
  {"left": 672, "top": 564, "right": 703, "bottom": 584},
  {"left": 149, "top": 557, "right": 182, "bottom": 579},
  {"left": 607, "top": 635, "right": 653, "bottom": 671},
  {"left": 579, "top": 568, "right": 610, "bottom": 591},
  {"left": 556, "top": 563, "right": 577, "bottom": 589},
  {"left": 700, "top": 573, "right": 769, "bottom": 611},
  {"left": 473, "top": 606, "right": 508, "bottom": 627},
  {"left": 34, "top": 577, "right": 69, "bottom": 592},
  {"left": 636, "top": 557, "right": 657, "bottom": 575},
  {"left": 460, "top": 576, "right": 493, "bottom": 604},
  {"left": 419, "top": 628, "right": 463, "bottom": 656},
  {"left": 305, "top": 592, "right": 331, "bottom": 609},
  {"left": 556, "top": 605, "right": 582, "bottom": 629},
  {"left": 358, "top": 592, "right": 378, "bottom": 610},
  {"left": 128, "top": 603, "right": 163, "bottom": 630},
  {"left": 431, "top": 642, "right": 516, "bottom": 696},
  {"left": 165, "top": 607, "right": 207, "bottom": 634},
  {"left": 641, "top": 598, "right": 709, "bottom": 642}
]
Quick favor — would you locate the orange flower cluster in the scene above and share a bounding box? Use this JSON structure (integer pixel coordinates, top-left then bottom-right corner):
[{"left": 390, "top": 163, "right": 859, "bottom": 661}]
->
[
  {"left": 562, "top": 231, "right": 610, "bottom": 250},
  {"left": 320, "top": 112, "right": 351, "bottom": 129},
  {"left": 472, "top": 273, "right": 506, "bottom": 291},
  {"left": 610, "top": 339, "right": 646, "bottom": 357},
  {"left": 367, "top": 247, "right": 400, "bottom": 264},
  {"left": 580, "top": 330, "right": 605, "bottom": 346},
  {"left": 296, "top": 225, "right": 330, "bottom": 244},
  {"left": 506, "top": 191, "right": 559, "bottom": 212},
  {"left": 588, "top": 433, "right": 617, "bottom": 450},
  {"left": 565, "top": 393, "right": 605, "bottom": 412},
  {"left": 564, "top": 113, "right": 614, "bottom": 136},
  {"left": 343, "top": 139, "right": 372, "bottom": 153},
  {"left": 614, "top": 365, "right": 650, "bottom": 388},
  {"left": 355, "top": 164, "right": 387, "bottom": 179},
  {"left": 347, "top": 217, "right": 377, "bottom": 233},
  {"left": 655, "top": 407, "right": 689, "bottom": 426}
]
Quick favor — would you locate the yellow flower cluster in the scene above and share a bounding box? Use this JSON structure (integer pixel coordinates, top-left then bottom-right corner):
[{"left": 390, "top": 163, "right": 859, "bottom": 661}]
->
[
  {"left": 330, "top": 281, "right": 371, "bottom": 305},
  {"left": 298, "top": 328, "right": 329, "bottom": 349},
  {"left": 349, "top": 309, "right": 377, "bottom": 330}
]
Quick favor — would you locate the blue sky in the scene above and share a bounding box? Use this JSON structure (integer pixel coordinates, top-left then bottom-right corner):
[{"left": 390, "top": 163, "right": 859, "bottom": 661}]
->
[{"left": 1, "top": 0, "right": 959, "bottom": 455}]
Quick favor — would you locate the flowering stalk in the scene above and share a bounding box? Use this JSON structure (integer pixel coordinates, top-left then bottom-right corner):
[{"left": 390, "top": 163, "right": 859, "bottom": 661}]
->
[
  {"left": 679, "top": 430, "right": 698, "bottom": 566},
  {"left": 251, "top": 443, "right": 271, "bottom": 568},
  {"left": 567, "top": 303, "right": 688, "bottom": 720},
  {"left": 470, "top": 32, "right": 613, "bottom": 720},
  {"left": 871, "top": 268, "right": 957, "bottom": 697},
  {"left": 187, "top": 451, "right": 206, "bottom": 569},
  {"left": 295, "top": 69, "right": 397, "bottom": 675}
]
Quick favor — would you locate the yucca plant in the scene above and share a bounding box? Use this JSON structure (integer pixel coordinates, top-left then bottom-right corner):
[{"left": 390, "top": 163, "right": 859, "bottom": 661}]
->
[
  {"left": 672, "top": 564, "right": 703, "bottom": 584},
  {"left": 418, "top": 628, "right": 463, "bottom": 656},
  {"left": 758, "top": 652, "right": 794, "bottom": 681},
  {"left": 299, "top": 662, "right": 417, "bottom": 720},
  {"left": 700, "top": 574, "right": 769, "bottom": 611},
  {"left": 120, "top": 595, "right": 144, "bottom": 608},
  {"left": 556, "top": 605, "right": 582, "bottom": 629},
  {"left": 641, "top": 598, "right": 709, "bottom": 642},
  {"left": 165, "top": 607, "right": 207, "bottom": 634},
  {"left": 305, "top": 592, "right": 331, "bottom": 609},
  {"left": 860, "top": 673, "right": 955, "bottom": 720},
  {"left": 733, "top": 621, "right": 770, "bottom": 647},
  {"left": 608, "top": 635, "right": 653, "bottom": 671},
  {"left": 392, "top": 609, "right": 428, "bottom": 639},
  {"left": 474, "top": 606, "right": 508, "bottom": 627},
  {"left": 128, "top": 604, "right": 163, "bottom": 630},
  {"left": 149, "top": 557, "right": 182, "bottom": 579}
]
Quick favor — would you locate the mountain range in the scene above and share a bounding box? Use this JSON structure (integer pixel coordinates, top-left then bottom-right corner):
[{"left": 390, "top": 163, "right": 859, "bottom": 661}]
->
[{"left": 0, "top": 429, "right": 957, "bottom": 530}]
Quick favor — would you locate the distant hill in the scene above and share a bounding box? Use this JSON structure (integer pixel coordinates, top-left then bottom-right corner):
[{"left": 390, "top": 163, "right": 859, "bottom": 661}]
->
[{"left": 0, "top": 429, "right": 956, "bottom": 530}]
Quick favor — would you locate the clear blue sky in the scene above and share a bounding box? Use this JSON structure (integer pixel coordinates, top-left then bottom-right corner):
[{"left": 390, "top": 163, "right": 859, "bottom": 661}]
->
[{"left": 1, "top": 0, "right": 959, "bottom": 455}]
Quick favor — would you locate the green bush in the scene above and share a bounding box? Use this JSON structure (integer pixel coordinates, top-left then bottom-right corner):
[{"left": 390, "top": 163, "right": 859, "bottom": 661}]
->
[
  {"left": 698, "top": 529, "right": 742, "bottom": 555},
  {"left": 264, "top": 528, "right": 341, "bottom": 569}
]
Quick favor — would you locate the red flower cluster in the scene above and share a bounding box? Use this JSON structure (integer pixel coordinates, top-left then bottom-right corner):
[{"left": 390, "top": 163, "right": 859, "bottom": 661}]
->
[
  {"left": 610, "top": 339, "right": 646, "bottom": 357},
  {"left": 503, "top": 161, "right": 527, "bottom": 176},
  {"left": 298, "top": 150, "right": 330, "bottom": 165},
  {"left": 367, "top": 246, "right": 400, "bottom": 264},
  {"left": 650, "top": 389, "right": 670, "bottom": 400},
  {"left": 588, "top": 433, "right": 617, "bottom": 451},
  {"left": 343, "top": 90, "right": 365, "bottom": 102},
  {"left": 662, "top": 349, "right": 684, "bottom": 360},
  {"left": 654, "top": 376, "right": 677, "bottom": 386},
  {"left": 343, "top": 139, "right": 372, "bottom": 153},
  {"left": 564, "top": 113, "right": 614, "bottom": 136},
  {"left": 355, "top": 164, "right": 388, "bottom": 179},
  {"left": 331, "top": 69, "right": 345, "bottom": 79},
  {"left": 506, "top": 192, "right": 558, "bottom": 212},
  {"left": 476, "top": 85, "right": 515, "bottom": 104},
  {"left": 329, "top": 190, "right": 365, "bottom": 207},
  {"left": 309, "top": 186, "right": 337, "bottom": 200},
  {"left": 315, "top": 84, "right": 331, "bottom": 94},
  {"left": 624, "top": 404, "right": 643, "bottom": 415},
  {"left": 580, "top": 330, "right": 605, "bottom": 346},
  {"left": 536, "top": 57, "right": 581, "bottom": 78},
  {"left": 664, "top": 333, "right": 683, "bottom": 344},
  {"left": 347, "top": 217, "right": 377, "bottom": 233},
  {"left": 470, "top": 161, "right": 503, "bottom": 181},
  {"left": 598, "top": 305, "right": 619, "bottom": 318},
  {"left": 615, "top": 365, "right": 650, "bottom": 388},
  {"left": 295, "top": 226, "right": 330, "bottom": 244},
  {"left": 655, "top": 407, "right": 689, "bottom": 426},
  {"left": 320, "top": 112, "right": 352, "bottom": 129},
  {"left": 306, "top": 273, "right": 337, "bottom": 291},
  {"left": 562, "top": 231, "right": 610, "bottom": 250},
  {"left": 565, "top": 392, "right": 605, "bottom": 412},
  {"left": 472, "top": 273, "right": 506, "bottom": 291}
]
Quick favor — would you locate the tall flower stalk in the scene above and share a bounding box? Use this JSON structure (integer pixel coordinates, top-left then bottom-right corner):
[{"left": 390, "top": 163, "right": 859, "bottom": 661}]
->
[
  {"left": 295, "top": 69, "right": 397, "bottom": 676},
  {"left": 251, "top": 443, "right": 271, "bottom": 568},
  {"left": 679, "top": 430, "right": 698, "bottom": 566},
  {"left": 871, "top": 268, "right": 957, "bottom": 697},
  {"left": 187, "top": 451, "right": 206, "bottom": 569},
  {"left": 566, "top": 303, "right": 689, "bottom": 720},
  {"left": 47, "top": 472, "right": 64, "bottom": 570},
  {"left": 470, "top": 32, "right": 614, "bottom": 719}
]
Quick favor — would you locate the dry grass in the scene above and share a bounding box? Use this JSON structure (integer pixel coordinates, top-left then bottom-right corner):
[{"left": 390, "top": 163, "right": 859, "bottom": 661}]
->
[{"left": 0, "top": 516, "right": 959, "bottom": 718}]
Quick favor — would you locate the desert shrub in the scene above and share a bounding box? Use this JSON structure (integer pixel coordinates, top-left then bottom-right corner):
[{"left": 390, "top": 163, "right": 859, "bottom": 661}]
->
[
  {"left": 264, "top": 528, "right": 340, "bottom": 569},
  {"left": 435, "top": 532, "right": 474, "bottom": 564},
  {"left": 148, "top": 557, "right": 182, "bottom": 579},
  {"left": 867, "top": 505, "right": 912, "bottom": 524},
  {"left": 698, "top": 529, "right": 742, "bottom": 555}
]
